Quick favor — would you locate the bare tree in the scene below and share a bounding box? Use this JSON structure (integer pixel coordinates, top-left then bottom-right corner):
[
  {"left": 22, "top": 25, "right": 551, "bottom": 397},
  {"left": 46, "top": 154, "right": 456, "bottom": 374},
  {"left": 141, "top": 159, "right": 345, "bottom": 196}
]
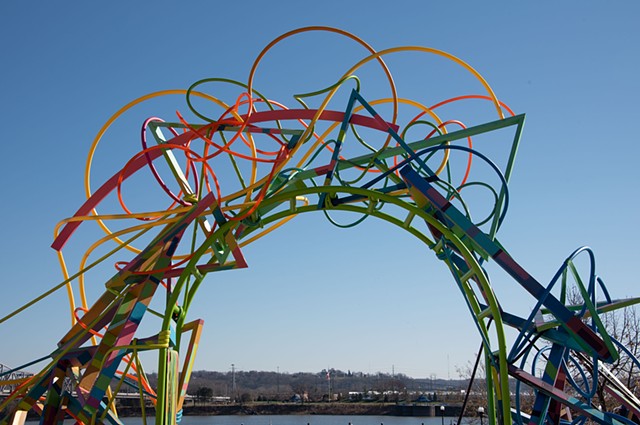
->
[{"left": 565, "top": 287, "right": 640, "bottom": 413}]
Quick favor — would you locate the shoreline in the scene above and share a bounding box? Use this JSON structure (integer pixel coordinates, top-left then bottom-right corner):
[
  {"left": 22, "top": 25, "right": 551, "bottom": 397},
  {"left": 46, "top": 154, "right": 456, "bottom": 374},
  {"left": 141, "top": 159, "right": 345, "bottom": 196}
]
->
[{"left": 115, "top": 403, "right": 463, "bottom": 418}]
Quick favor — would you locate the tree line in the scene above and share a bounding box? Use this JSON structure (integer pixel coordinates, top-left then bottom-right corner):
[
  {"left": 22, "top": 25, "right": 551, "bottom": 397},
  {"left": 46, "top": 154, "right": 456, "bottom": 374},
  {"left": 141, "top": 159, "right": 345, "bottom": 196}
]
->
[{"left": 145, "top": 369, "right": 464, "bottom": 404}]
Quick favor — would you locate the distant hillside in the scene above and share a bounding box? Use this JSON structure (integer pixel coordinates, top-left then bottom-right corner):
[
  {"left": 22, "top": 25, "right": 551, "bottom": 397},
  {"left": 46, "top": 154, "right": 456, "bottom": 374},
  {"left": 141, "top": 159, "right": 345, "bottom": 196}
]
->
[{"left": 145, "top": 368, "right": 475, "bottom": 402}]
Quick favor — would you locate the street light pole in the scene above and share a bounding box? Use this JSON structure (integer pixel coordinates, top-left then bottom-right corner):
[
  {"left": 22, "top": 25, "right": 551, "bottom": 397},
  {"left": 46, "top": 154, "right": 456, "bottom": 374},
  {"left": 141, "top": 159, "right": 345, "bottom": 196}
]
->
[
  {"left": 440, "top": 405, "right": 445, "bottom": 425},
  {"left": 478, "top": 406, "right": 485, "bottom": 425}
]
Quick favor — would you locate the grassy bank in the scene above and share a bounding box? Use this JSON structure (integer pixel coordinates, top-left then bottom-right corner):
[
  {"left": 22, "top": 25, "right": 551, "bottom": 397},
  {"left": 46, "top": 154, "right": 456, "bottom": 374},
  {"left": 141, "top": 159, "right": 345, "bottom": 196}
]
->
[{"left": 114, "top": 402, "right": 462, "bottom": 417}]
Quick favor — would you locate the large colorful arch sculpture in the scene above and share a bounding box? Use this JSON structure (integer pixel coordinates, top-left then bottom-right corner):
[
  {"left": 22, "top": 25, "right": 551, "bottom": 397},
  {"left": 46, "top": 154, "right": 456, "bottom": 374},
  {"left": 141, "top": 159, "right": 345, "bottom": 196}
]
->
[{"left": 1, "top": 27, "right": 639, "bottom": 425}]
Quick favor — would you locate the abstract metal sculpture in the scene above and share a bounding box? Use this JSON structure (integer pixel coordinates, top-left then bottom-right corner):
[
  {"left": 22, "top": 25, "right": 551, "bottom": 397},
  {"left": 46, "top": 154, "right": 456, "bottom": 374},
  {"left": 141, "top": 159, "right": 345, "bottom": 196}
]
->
[{"left": 1, "top": 27, "right": 639, "bottom": 425}]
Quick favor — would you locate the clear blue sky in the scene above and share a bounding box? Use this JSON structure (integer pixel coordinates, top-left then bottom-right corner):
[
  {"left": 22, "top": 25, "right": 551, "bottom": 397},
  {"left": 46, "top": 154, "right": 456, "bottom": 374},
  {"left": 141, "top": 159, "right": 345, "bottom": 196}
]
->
[{"left": 1, "top": 2, "right": 639, "bottom": 380}]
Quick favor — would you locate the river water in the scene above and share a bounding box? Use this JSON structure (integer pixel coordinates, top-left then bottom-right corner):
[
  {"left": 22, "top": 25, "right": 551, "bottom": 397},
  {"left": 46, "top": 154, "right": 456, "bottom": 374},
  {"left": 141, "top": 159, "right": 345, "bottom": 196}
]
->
[
  {"left": 25, "top": 414, "right": 470, "bottom": 425},
  {"left": 117, "top": 416, "right": 469, "bottom": 425}
]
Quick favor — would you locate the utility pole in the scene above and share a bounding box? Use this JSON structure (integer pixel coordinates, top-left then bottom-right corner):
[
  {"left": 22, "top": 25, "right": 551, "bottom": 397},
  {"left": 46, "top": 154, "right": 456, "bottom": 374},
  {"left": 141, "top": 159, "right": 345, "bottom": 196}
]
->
[
  {"left": 231, "top": 364, "right": 236, "bottom": 401},
  {"left": 277, "top": 366, "right": 280, "bottom": 400}
]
